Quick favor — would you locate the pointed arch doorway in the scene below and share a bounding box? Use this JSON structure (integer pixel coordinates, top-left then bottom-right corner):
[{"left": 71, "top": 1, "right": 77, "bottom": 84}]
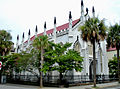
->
[
  {"left": 89, "top": 59, "right": 93, "bottom": 80},
  {"left": 73, "top": 36, "right": 81, "bottom": 53}
]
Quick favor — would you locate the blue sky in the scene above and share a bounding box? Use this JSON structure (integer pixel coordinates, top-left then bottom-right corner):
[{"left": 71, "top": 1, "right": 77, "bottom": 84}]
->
[{"left": 0, "top": 0, "right": 120, "bottom": 46}]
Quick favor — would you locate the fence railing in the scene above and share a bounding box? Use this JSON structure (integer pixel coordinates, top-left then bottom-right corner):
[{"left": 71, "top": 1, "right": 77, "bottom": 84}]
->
[{"left": 6, "top": 74, "right": 118, "bottom": 86}]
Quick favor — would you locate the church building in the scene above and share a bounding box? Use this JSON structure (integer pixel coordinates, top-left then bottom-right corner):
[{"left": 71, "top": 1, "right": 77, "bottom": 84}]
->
[{"left": 15, "top": 0, "right": 109, "bottom": 77}]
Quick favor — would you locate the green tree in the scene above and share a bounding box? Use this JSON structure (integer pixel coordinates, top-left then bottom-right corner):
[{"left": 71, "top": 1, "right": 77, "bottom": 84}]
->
[
  {"left": 107, "top": 23, "right": 120, "bottom": 82},
  {"left": 15, "top": 42, "right": 52, "bottom": 82},
  {"left": 32, "top": 35, "right": 49, "bottom": 88},
  {"left": 79, "top": 17, "right": 107, "bottom": 87},
  {"left": 1, "top": 53, "right": 20, "bottom": 75},
  {"left": 0, "top": 30, "right": 13, "bottom": 56},
  {"left": 15, "top": 51, "right": 33, "bottom": 74},
  {"left": 108, "top": 57, "right": 119, "bottom": 76},
  {"left": 16, "top": 49, "right": 41, "bottom": 77},
  {"left": 0, "top": 30, "right": 13, "bottom": 83},
  {"left": 42, "top": 42, "right": 83, "bottom": 85}
]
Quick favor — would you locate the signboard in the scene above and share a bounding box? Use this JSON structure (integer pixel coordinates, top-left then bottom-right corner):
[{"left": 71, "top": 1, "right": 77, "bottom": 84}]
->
[{"left": 0, "top": 61, "right": 2, "bottom": 70}]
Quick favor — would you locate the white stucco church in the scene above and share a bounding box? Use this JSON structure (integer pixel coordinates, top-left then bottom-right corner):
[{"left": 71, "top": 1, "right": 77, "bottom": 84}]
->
[{"left": 15, "top": 0, "right": 109, "bottom": 77}]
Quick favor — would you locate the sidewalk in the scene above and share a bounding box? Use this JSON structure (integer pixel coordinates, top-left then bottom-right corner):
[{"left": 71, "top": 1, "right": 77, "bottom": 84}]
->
[
  {"left": 40, "top": 82, "right": 120, "bottom": 89},
  {"left": 0, "top": 82, "right": 120, "bottom": 89}
]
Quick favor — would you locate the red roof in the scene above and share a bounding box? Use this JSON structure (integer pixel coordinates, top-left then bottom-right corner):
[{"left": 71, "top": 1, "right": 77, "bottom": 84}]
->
[{"left": 25, "top": 19, "right": 80, "bottom": 43}]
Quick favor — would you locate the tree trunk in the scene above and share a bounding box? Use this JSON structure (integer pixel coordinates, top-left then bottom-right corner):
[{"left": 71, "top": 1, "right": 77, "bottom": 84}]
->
[
  {"left": 0, "top": 53, "right": 3, "bottom": 84},
  {"left": 38, "top": 57, "right": 41, "bottom": 83},
  {"left": 93, "top": 39, "right": 96, "bottom": 87},
  {"left": 59, "top": 72, "right": 63, "bottom": 85},
  {"left": 117, "top": 48, "right": 120, "bottom": 83},
  {"left": 40, "top": 48, "right": 43, "bottom": 88},
  {"left": 0, "top": 71, "right": 1, "bottom": 83},
  {"left": 0, "top": 67, "right": 3, "bottom": 84}
]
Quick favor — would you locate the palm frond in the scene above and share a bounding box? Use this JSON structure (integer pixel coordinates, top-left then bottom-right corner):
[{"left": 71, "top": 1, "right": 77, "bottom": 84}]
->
[{"left": 79, "top": 17, "right": 107, "bottom": 44}]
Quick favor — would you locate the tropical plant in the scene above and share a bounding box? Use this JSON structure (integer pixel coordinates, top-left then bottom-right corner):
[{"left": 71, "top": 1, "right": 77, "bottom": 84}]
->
[
  {"left": 32, "top": 35, "right": 49, "bottom": 88},
  {"left": 15, "top": 49, "right": 43, "bottom": 77},
  {"left": 0, "top": 30, "right": 13, "bottom": 56},
  {"left": 107, "top": 23, "right": 120, "bottom": 82},
  {"left": 15, "top": 51, "right": 33, "bottom": 73},
  {"left": 108, "top": 57, "right": 119, "bottom": 76},
  {"left": 79, "top": 17, "right": 107, "bottom": 87},
  {"left": 1, "top": 53, "right": 20, "bottom": 75},
  {"left": 0, "top": 30, "right": 13, "bottom": 83},
  {"left": 42, "top": 42, "right": 83, "bottom": 85}
]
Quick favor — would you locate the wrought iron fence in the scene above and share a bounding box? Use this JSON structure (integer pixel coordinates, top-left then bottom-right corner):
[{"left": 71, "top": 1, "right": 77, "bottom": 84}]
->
[{"left": 6, "top": 74, "right": 118, "bottom": 86}]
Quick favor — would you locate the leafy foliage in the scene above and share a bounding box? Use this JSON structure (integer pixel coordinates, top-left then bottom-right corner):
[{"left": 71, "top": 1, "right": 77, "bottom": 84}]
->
[
  {"left": 79, "top": 17, "right": 106, "bottom": 44},
  {"left": 0, "top": 53, "right": 20, "bottom": 75},
  {"left": 79, "top": 17, "right": 107, "bottom": 87},
  {"left": 33, "top": 35, "right": 49, "bottom": 50},
  {"left": 42, "top": 42, "right": 83, "bottom": 74},
  {"left": 0, "top": 30, "right": 13, "bottom": 82},
  {"left": 15, "top": 48, "right": 42, "bottom": 77},
  {"left": 32, "top": 35, "right": 49, "bottom": 87},
  {"left": 107, "top": 23, "right": 120, "bottom": 82},
  {"left": 108, "top": 57, "right": 119, "bottom": 75},
  {"left": 107, "top": 23, "right": 120, "bottom": 48},
  {"left": 0, "top": 30, "right": 13, "bottom": 56},
  {"left": 14, "top": 36, "right": 50, "bottom": 77},
  {"left": 15, "top": 51, "right": 33, "bottom": 73},
  {"left": 32, "top": 35, "right": 49, "bottom": 74}
]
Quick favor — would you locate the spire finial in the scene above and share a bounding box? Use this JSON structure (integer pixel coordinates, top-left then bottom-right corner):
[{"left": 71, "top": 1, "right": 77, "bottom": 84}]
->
[
  {"left": 77, "top": 36, "right": 79, "bottom": 41},
  {"left": 35, "top": 25, "right": 38, "bottom": 32},
  {"left": 86, "top": 8, "right": 88, "bottom": 14},
  {"left": 81, "top": 0, "right": 83, "bottom": 6},
  {"left": 92, "top": 6, "right": 95, "bottom": 13},
  {"left": 44, "top": 22, "right": 46, "bottom": 29},
  {"left": 17, "top": 35, "right": 19, "bottom": 40},
  {"left": 81, "top": 0, "right": 84, "bottom": 21},
  {"left": 54, "top": 17, "right": 56, "bottom": 25},
  {"left": 22, "top": 32, "right": 24, "bottom": 38},
  {"left": 28, "top": 29, "right": 30, "bottom": 35},
  {"left": 69, "top": 11, "right": 72, "bottom": 19},
  {"left": 44, "top": 22, "right": 47, "bottom": 35}
]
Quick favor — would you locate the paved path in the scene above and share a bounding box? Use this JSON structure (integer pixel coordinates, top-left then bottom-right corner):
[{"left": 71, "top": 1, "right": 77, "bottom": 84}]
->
[
  {"left": 41, "top": 82, "right": 120, "bottom": 89},
  {"left": 0, "top": 84, "right": 38, "bottom": 89},
  {"left": 101, "top": 85, "right": 120, "bottom": 89}
]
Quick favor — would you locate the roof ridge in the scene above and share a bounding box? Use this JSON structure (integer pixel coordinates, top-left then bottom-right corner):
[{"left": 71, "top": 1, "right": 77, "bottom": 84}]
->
[{"left": 25, "top": 18, "right": 80, "bottom": 43}]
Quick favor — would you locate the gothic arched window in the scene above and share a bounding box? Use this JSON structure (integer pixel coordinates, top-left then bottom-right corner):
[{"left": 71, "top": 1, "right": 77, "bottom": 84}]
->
[
  {"left": 88, "top": 42, "right": 93, "bottom": 55},
  {"left": 73, "top": 41, "right": 80, "bottom": 53}
]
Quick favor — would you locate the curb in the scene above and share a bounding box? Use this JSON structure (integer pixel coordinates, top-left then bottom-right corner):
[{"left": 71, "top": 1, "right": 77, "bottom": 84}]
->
[
  {"left": 90, "top": 83, "right": 120, "bottom": 89},
  {"left": 98, "top": 84, "right": 120, "bottom": 89}
]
